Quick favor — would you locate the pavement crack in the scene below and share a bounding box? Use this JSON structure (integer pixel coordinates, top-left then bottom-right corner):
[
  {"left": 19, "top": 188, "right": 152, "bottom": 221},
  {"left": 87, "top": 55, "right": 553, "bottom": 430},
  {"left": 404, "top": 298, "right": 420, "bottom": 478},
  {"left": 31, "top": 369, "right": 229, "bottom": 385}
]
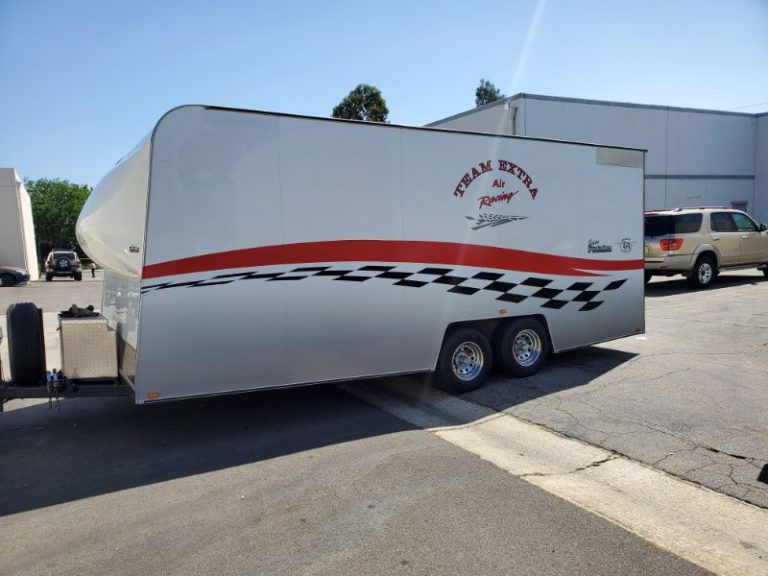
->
[
  {"left": 701, "top": 445, "right": 762, "bottom": 465},
  {"left": 520, "top": 454, "right": 620, "bottom": 479},
  {"left": 652, "top": 445, "right": 700, "bottom": 467},
  {"left": 571, "top": 454, "right": 621, "bottom": 473}
]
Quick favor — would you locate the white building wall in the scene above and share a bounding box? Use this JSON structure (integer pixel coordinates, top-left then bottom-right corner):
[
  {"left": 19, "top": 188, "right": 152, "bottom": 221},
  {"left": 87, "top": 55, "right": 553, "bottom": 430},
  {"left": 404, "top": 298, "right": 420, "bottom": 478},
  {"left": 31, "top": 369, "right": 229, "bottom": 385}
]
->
[
  {"left": 665, "top": 110, "right": 755, "bottom": 175},
  {"left": 429, "top": 99, "right": 522, "bottom": 135},
  {"left": 663, "top": 180, "right": 756, "bottom": 219},
  {"left": 755, "top": 114, "right": 768, "bottom": 224},
  {"left": 429, "top": 94, "right": 765, "bottom": 222},
  {"left": 0, "top": 168, "right": 39, "bottom": 279},
  {"left": 522, "top": 98, "right": 669, "bottom": 175}
]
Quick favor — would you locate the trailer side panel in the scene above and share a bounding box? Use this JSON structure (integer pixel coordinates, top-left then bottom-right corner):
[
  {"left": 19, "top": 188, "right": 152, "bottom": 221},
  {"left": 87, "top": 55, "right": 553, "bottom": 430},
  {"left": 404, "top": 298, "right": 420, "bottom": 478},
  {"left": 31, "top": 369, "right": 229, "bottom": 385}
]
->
[{"left": 127, "top": 107, "right": 643, "bottom": 403}]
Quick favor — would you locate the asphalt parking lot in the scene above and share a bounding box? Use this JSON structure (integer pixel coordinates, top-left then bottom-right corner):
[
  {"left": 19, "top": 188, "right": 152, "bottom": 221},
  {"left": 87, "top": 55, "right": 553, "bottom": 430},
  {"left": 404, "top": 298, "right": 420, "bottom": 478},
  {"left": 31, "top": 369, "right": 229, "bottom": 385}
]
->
[
  {"left": 465, "top": 269, "right": 768, "bottom": 508},
  {"left": 1, "top": 271, "right": 767, "bottom": 574},
  {"left": 1, "top": 270, "right": 767, "bottom": 509}
]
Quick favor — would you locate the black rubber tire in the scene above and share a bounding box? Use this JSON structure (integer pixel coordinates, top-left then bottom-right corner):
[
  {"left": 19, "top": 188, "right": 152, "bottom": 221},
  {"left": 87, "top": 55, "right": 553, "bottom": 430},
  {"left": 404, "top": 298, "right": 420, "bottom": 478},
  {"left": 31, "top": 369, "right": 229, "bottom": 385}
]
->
[
  {"left": 74, "top": 272, "right": 82, "bottom": 281},
  {"left": 434, "top": 328, "right": 492, "bottom": 393},
  {"left": 46, "top": 274, "right": 53, "bottom": 281},
  {"left": 6, "top": 302, "right": 47, "bottom": 386},
  {"left": 688, "top": 255, "right": 717, "bottom": 288},
  {"left": 493, "top": 317, "right": 550, "bottom": 377},
  {"left": 761, "top": 267, "right": 768, "bottom": 278},
  {"left": 644, "top": 271, "right": 652, "bottom": 285},
  {"left": 1, "top": 274, "right": 15, "bottom": 287}
]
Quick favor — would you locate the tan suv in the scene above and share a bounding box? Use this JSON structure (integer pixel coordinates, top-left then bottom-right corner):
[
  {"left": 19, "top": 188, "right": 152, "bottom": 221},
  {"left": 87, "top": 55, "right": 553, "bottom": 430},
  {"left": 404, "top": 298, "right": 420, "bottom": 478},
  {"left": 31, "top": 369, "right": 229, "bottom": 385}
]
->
[{"left": 644, "top": 207, "right": 768, "bottom": 288}]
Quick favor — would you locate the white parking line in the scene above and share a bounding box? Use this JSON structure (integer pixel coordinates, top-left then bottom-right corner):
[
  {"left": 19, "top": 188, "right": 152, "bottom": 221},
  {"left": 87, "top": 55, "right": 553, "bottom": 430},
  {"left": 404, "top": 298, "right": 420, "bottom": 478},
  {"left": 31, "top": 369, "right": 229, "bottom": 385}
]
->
[{"left": 344, "top": 378, "right": 768, "bottom": 576}]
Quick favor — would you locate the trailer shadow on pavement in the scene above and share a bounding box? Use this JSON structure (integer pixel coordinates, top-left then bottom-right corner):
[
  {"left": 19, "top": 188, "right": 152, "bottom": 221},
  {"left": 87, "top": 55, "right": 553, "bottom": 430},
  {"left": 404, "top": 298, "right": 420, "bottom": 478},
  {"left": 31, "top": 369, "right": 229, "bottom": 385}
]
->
[
  {"left": 0, "top": 345, "right": 636, "bottom": 518},
  {"left": 465, "top": 346, "right": 638, "bottom": 413},
  {"left": 0, "top": 385, "right": 417, "bottom": 517}
]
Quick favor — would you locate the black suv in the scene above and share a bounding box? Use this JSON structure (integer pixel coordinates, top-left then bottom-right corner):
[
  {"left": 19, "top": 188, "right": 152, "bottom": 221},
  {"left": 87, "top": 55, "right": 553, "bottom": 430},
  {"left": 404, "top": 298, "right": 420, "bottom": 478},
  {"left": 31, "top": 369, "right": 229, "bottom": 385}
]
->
[{"left": 45, "top": 250, "right": 83, "bottom": 281}]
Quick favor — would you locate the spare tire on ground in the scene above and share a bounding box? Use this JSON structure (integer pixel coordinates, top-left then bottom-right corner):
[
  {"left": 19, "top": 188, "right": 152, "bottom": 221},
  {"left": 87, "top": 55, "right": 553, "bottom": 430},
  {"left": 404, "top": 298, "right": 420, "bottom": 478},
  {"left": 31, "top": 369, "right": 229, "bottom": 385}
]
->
[{"left": 6, "top": 302, "right": 46, "bottom": 386}]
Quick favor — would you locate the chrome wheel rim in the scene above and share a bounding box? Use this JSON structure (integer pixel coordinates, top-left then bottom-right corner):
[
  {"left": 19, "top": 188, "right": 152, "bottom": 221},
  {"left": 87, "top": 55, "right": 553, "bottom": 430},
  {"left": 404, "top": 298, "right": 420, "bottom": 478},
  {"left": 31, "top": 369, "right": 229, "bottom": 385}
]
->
[
  {"left": 698, "top": 262, "right": 712, "bottom": 284},
  {"left": 512, "top": 329, "right": 542, "bottom": 367},
  {"left": 451, "top": 342, "right": 484, "bottom": 381}
]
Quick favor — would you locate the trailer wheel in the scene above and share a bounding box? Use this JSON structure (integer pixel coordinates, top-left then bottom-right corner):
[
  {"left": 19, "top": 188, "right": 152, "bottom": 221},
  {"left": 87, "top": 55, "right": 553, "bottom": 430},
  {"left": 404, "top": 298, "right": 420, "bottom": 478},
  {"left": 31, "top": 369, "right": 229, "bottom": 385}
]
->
[
  {"left": 7, "top": 302, "right": 47, "bottom": 386},
  {"left": 434, "top": 328, "right": 492, "bottom": 393},
  {"left": 46, "top": 273, "right": 53, "bottom": 282},
  {"left": 493, "top": 317, "right": 549, "bottom": 377},
  {"left": 74, "top": 272, "right": 82, "bottom": 281}
]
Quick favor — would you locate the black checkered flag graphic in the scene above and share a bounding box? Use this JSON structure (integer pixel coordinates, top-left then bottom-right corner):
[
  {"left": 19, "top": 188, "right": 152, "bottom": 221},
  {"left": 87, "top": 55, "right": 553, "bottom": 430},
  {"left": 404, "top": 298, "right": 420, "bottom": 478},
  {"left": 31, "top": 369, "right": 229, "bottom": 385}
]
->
[{"left": 142, "top": 264, "right": 627, "bottom": 312}]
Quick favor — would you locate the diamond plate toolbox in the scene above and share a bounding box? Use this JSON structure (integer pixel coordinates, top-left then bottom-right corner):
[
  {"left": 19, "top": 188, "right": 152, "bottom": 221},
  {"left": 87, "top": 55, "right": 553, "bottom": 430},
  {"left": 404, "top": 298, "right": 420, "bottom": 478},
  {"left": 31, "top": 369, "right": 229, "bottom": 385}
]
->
[{"left": 60, "top": 316, "right": 118, "bottom": 379}]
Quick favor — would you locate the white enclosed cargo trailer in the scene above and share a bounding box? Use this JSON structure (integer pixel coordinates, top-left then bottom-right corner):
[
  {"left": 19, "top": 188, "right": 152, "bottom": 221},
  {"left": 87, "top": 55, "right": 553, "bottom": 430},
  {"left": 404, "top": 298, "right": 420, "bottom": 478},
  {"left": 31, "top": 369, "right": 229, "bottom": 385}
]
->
[
  {"left": 72, "top": 105, "right": 644, "bottom": 404},
  {"left": 0, "top": 168, "right": 39, "bottom": 282}
]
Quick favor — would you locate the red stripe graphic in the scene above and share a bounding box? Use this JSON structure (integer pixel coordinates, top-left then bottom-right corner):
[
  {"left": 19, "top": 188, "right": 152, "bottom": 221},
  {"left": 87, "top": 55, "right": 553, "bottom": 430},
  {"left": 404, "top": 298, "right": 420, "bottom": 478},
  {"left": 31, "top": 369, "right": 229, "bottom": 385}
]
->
[{"left": 142, "top": 240, "right": 643, "bottom": 280}]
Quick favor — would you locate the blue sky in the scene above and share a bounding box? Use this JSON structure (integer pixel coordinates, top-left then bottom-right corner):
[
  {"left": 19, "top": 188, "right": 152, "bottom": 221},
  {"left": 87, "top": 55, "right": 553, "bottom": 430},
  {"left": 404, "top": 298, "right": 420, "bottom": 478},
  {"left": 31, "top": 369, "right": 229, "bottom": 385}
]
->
[{"left": 1, "top": 0, "right": 767, "bottom": 187}]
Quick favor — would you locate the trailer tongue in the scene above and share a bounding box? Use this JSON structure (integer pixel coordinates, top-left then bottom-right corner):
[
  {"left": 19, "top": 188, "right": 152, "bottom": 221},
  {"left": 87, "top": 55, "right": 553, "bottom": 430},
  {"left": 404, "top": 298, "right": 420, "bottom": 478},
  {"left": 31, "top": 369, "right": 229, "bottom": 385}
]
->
[
  {"left": 1, "top": 105, "right": 645, "bottom": 410},
  {"left": 0, "top": 303, "right": 131, "bottom": 411}
]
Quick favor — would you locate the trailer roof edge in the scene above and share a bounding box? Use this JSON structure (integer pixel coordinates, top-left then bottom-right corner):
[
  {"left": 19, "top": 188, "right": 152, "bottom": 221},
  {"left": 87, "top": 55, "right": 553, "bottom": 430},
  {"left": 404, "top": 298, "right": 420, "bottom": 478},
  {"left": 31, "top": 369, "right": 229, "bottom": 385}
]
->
[{"left": 150, "top": 104, "right": 647, "bottom": 154}]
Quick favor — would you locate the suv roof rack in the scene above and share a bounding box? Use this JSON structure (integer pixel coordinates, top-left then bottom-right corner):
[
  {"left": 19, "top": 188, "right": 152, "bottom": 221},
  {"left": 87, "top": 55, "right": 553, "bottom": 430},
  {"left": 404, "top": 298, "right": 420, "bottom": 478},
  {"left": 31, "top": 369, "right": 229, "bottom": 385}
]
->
[{"left": 672, "top": 206, "right": 726, "bottom": 211}]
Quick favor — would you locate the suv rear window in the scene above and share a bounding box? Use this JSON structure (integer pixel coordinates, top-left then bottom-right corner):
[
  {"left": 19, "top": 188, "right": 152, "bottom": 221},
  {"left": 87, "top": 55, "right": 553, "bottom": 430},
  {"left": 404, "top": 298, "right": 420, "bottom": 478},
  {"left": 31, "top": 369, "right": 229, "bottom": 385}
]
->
[
  {"left": 645, "top": 214, "right": 703, "bottom": 237},
  {"left": 52, "top": 252, "right": 76, "bottom": 259}
]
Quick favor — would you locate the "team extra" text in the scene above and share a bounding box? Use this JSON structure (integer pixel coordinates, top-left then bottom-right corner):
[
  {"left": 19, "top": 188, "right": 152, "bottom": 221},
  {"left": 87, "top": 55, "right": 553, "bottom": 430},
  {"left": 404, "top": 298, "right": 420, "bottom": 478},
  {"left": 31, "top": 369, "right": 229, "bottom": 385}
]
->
[{"left": 453, "top": 160, "right": 539, "bottom": 200}]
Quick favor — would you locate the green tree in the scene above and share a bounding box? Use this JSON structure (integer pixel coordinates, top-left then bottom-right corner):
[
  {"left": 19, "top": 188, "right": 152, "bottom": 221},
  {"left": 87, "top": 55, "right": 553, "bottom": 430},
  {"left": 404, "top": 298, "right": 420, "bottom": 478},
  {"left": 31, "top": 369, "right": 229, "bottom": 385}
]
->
[
  {"left": 475, "top": 79, "right": 506, "bottom": 107},
  {"left": 332, "top": 84, "right": 389, "bottom": 122},
  {"left": 25, "top": 178, "right": 91, "bottom": 258}
]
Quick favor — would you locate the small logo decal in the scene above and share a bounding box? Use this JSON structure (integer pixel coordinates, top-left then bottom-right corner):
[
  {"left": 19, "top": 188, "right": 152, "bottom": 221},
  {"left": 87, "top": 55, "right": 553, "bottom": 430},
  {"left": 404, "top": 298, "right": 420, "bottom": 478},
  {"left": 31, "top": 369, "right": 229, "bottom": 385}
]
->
[
  {"left": 465, "top": 214, "right": 529, "bottom": 230},
  {"left": 617, "top": 238, "right": 638, "bottom": 253},
  {"left": 588, "top": 239, "right": 613, "bottom": 254}
]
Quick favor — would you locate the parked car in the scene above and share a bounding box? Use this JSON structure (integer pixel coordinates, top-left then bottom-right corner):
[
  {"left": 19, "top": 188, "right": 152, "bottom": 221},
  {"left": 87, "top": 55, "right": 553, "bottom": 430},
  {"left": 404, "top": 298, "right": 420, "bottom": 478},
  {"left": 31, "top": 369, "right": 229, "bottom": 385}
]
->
[
  {"left": 0, "top": 265, "right": 31, "bottom": 287},
  {"left": 45, "top": 249, "right": 83, "bottom": 281},
  {"left": 644, "top": 207, "right": 768, "bottom": 288}
]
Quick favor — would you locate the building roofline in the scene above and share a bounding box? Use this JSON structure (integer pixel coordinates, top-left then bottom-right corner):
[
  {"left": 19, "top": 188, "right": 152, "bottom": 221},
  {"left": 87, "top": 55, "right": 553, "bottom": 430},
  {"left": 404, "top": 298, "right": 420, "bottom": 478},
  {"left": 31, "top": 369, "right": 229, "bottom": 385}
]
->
[
  {"left": 425, "top": 96, "right": 518, "bottom": 126},
  {"left": 427, "top": 93, "right": 762, "bottom": 126}
]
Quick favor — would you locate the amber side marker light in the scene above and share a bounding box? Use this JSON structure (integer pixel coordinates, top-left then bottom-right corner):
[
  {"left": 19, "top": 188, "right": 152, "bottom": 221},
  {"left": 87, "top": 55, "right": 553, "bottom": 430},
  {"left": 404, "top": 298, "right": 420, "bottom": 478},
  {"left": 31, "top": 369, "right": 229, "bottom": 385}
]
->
[{"left": 147, "top": 392, "right": 160, "bottom": 400}]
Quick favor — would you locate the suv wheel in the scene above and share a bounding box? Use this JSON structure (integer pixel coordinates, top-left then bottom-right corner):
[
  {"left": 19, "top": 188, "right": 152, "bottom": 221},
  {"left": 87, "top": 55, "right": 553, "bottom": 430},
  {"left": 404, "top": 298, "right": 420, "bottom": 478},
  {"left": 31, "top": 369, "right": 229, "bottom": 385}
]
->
[{"left": 688, "top": 255, "right": 716, "bottom": 288}]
